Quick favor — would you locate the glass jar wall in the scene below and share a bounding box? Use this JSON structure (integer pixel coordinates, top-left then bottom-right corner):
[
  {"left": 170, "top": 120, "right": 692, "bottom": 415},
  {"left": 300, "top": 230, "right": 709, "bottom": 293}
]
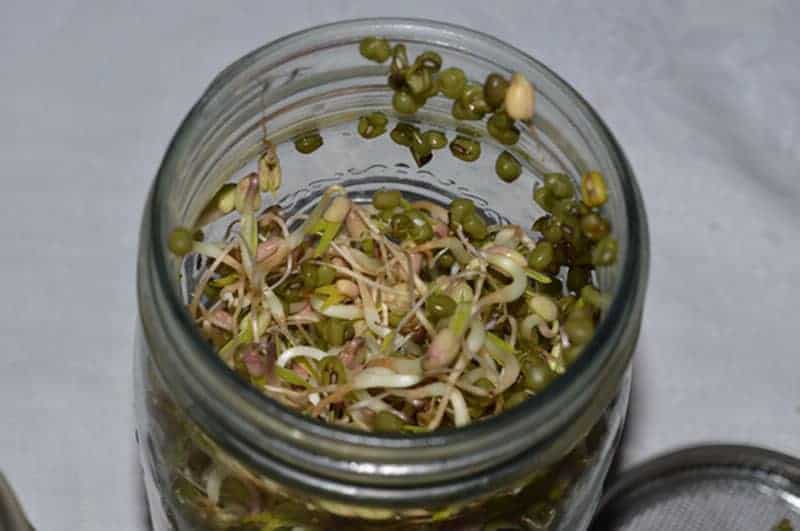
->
[{"left": 135, "top": 18, "right": 648, "bottom": 531}]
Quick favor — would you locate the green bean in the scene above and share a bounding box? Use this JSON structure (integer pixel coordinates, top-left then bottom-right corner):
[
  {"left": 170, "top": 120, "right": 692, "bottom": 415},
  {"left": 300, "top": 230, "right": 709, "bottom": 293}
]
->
[
  {"left": 523, "top": 357, "right": 556, "bottom": 393},
  {"left": 426, "top": 293, "right": 456, "bottom": 321},
  {"left": 495, "top": 151, "right": 522, "bottom": 182},
  {"left": 373, "top": 410, "right": 405, "bottom": 432},
  {"left": 580, "top": 285, "right": 605, "bottom": 309},
  {"left": 580, "top": 213, "right": 610, "bottom": 241},
  {"left": 294, "top": 132, "right": 323, "bottom": 154},
  {"left": 528, "top": 241, "right": 554, "bottom": 271},
  {"left": 533, "top": 185, "right": 555, "bottom": 212},
  {"left": 316, "top": 264, "right": 336, "bottom": 286},
  {"left": 487, "top": 111, "right": 520, "bottom": 145},
  {"left": 452, "top": 100, "right": 482, "bottom": 121},
  {"left": 409, "top": 219, "right": 434, "bottom": 241},
  {"left": 359, "top": 36, "right": 391, "bottom": 63},
  {"left": 543, "top": 173, "right": 575, "bottom": 199},
  {"left": 357, "top": 112, "right": 389, "bottom": 139},
  {"left": 438, "top": 67, "right": 466, "bottom": 99},
  {"left": 552, "top": 199, "right": 587, "bottom": 225},
  {"left": 484, "top": 73, "right": 509, "bottom": 109},
  {"left": 449, "top": 197, "right": 476, "bottom": 225},
  {"left": 591, "top": 236, "right": 618, "bottom": 266},
  {"left": 462, "top": 212, "right": 488, "bottom": 239},
  {"left": 581, "top": 170, "right": 608, "bottom": 207},
  {"left": 449, "top": 135, "right": 481, "bottom": 162},
  {"left": 406, "top": 209, "right": 433, "bottom": 241},
  {"left": 567, "top": 301, "right": 594, "bottom": 322},
  {"left": 376, "top": 207, "right": 395, "bottom": 223},
  {"left": 460, "top": 82, "right": 490, "bottom": 114},
  {"left": 168, "top": 227, "right": 193, "bottom": 257},
  {"left": 423, "top": 130, "right": 447, "bottom": 150},
  {"left": 488, "top": 123, "right": 520, "bottom": 145},
  {"left": 437, "top": 252, "right": 455, "bottom": 270},
  {"left": 361, "top": 238, "right": 376, "bottom": 256},
  {"left": 406, "top": 210, "right": 425, "bottom": 224},
  {"left": 455, "top": 104, "right": 486, "bottom": 122},
  {"left": 390, "top": 213, "right": 412, "bottom": 239},
  {"left": 372, "top": 189, "right": 402, "bottom": 210},
  {"left": 537, "top": 217, "right": 563, "bottom": 243},
  {"left": 564, "top": 317, "right": 595, "bottom": 345},
  {"left": 390, "top": 123, "right": 416, "bottom": 146},
  {"left": 566, "top": 267, "right": 591, "bottom": 293},
  {"left": 392, "top": 90, "right": 418, "bottom": 114}
]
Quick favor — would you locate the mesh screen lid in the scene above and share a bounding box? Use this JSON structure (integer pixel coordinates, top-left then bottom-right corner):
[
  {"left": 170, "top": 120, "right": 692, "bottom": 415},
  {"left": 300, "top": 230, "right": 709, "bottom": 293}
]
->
[{"left": 590, "top": 445, "right": 800, "bottom": 531}]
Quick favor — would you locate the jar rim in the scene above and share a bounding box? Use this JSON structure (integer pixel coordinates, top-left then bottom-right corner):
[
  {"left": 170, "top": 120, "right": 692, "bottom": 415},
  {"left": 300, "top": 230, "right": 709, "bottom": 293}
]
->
[{"left": 143, "top": 16, "right": 648, "bottom": 489}]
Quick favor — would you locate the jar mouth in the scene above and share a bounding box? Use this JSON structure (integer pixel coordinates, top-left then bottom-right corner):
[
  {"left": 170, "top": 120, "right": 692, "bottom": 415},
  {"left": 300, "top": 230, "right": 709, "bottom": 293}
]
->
[{"left": 145, "top": 17, "right": 648, "bottom": 482}]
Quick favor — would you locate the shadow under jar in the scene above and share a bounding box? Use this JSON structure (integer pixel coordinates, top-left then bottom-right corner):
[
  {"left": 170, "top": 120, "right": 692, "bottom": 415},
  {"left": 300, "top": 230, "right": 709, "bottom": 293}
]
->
[{"left": 135, "top": 18, "right": 648, "bottom": 531}]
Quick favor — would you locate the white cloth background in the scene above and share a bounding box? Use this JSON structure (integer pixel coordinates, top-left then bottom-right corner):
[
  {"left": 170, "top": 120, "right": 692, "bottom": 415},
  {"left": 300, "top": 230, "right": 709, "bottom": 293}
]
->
[{"left": 1, "top": 1, "right": 798, "bottom": 529}]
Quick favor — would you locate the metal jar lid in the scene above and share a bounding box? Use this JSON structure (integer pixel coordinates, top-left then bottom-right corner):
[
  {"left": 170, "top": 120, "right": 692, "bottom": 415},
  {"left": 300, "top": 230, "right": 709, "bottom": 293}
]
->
[{"left": 590, "top": 445, "right": 800, "bottom": 531}]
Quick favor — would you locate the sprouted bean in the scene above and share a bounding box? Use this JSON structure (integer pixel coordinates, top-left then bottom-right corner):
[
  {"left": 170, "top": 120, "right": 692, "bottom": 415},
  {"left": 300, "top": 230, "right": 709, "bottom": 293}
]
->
[
  {"left": 505, "top": 73, "right": 536, "bottom": 120},
  {"left": 170, "top": 166, "right": 616, "bottom": 434}
]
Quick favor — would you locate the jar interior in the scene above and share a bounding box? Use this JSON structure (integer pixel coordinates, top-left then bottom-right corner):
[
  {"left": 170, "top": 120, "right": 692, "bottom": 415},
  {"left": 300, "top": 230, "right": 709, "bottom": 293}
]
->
[
  {"left": 142, "top": 20, "right": 645, "bottom": 531},
  {"left": 160, "top": 36, "right": 629, "bottom": 305}
]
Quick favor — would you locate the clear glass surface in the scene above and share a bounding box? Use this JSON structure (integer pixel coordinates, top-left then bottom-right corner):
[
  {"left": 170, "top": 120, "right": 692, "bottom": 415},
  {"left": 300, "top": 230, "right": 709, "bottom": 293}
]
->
[{"left": 135, "top": 18, "right": 648, "bottom": 530}]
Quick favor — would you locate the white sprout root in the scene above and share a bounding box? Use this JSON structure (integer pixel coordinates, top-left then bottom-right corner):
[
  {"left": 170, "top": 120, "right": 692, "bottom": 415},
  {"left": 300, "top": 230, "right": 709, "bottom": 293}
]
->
[{"left": 178, "top": 183, "right": 602, "bottom": 434}]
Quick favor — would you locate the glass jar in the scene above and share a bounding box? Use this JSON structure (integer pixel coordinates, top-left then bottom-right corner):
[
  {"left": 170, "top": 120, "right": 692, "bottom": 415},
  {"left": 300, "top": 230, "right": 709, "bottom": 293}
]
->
[{"left": 135, "top": 18, "right": 648, "bottom": 531}]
